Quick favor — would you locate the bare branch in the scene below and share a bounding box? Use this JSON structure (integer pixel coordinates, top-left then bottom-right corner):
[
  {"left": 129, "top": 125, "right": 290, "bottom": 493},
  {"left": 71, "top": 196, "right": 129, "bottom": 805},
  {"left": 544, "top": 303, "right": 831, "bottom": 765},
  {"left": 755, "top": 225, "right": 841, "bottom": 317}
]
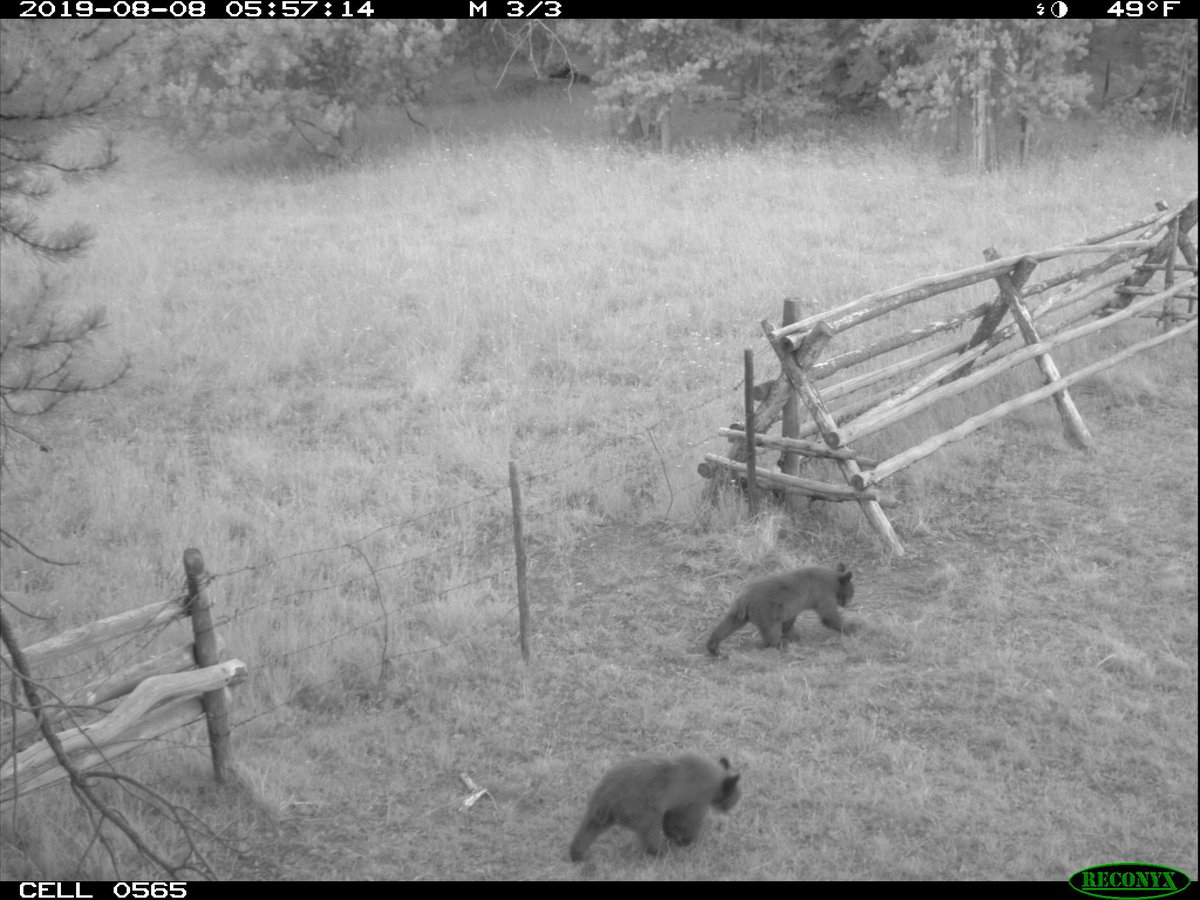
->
[{"left": 0, "top": 530, "right": 77, "bottom": 566}]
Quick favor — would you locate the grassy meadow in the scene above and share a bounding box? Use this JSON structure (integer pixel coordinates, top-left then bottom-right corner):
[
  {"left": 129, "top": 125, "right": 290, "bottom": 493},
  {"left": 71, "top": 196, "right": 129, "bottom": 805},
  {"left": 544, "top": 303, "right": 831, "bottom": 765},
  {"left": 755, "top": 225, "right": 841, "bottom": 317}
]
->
[{"left": 1, "top": 88, "right": 1197, "bottom": 880}]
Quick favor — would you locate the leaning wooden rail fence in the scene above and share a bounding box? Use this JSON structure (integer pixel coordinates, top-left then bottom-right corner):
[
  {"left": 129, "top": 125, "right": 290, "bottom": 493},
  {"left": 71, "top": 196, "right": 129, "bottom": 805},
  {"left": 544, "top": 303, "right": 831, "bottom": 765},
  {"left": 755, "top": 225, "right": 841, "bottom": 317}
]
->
[
  {"left": 0, "top": 549, "right": 244, "bottom": 803},
  {"left": 702, "top": 195, "right": 1198, "bottom": 556}
]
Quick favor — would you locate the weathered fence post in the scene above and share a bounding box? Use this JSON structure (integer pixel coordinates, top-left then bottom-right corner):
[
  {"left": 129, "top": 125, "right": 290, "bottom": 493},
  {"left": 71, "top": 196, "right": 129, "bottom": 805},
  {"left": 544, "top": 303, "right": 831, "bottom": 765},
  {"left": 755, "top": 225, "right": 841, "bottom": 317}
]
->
[
  {"left": 183, "top": 549, "right": 234, "bottom": 784},
  {"left": 508, "top": 462, "right": 530, "bottom": 663},
  {"left": 952, "top": 251, "right": 1039, "bottom": 382},
  {"left": 780, "top": 300, "right": 802, "bottom": 514},
  {"left": 762, "top": 321, "right": 906, "bottom": 557},
  {"left": 986, "top": 249, "right": 1093, "bottom": 451},
  {"left": 1161, "top": 214, "right": 1181, "bottom": 327},
  {"left": 743, "top": 349, "right": 759, "bottom": 518}
]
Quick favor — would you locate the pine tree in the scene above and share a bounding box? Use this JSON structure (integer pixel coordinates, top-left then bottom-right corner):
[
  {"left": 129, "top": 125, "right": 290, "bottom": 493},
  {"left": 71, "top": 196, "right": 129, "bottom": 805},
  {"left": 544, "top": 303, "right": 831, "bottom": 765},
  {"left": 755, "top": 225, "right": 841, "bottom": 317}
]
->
[{"left": 0, "top": 21, "right": 133, "bottom": 550}]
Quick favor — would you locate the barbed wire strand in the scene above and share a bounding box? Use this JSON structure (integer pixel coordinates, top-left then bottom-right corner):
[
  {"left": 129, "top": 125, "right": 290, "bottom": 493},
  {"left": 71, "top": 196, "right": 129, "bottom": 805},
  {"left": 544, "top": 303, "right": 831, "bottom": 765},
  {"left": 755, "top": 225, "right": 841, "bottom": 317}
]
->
[{"left": 4, "top": 363, "right": 758, "bottom": 798}]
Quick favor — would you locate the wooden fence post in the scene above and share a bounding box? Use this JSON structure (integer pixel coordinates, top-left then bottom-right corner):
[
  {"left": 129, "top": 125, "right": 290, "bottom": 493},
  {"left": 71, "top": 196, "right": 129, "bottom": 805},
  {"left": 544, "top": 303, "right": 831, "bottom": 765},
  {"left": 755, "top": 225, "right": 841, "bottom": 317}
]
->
[
  {"left": 951, "top": 251, "right": 1039, "bottom": 382},
  {"left": 743, "top": 349, "right": 760, "bottom": 517},
  {"left": 1161, "top": 214, "right": 1180, "bottom": 327},
  {"left": 780, "top": 300, "right": 801, "bottom": 479},
  {"left": 183, "top": 549, "right": 234, "bottom": 784},
  {"left": 1178, "top": 213, "right": 1200, "bottom": 315},
  {"left": 761, "top": 322, "right": 905, "bottom": 557},
  {"left": 988, "top": 250, "right": 1093, "bottom": 451},
  {"left": 1112, "top": 198, "right": 1198, "bottom": 311},
  {"left": 508, "top": 462, "right": 530, "bottom": 663}
]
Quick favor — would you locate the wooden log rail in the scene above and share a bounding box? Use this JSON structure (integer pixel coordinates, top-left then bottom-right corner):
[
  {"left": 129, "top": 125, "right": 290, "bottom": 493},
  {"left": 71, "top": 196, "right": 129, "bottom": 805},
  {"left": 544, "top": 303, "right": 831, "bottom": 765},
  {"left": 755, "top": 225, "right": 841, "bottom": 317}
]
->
[
  {"left": 1, "top": 550, "right": 243, "bottom": 799},
  {"left": 761, "top": 318, "right": 906, "bottom": 555},
  {"left": 768, "top": 270, "right": 1131, "bottom": 448},
  {"left": 776, "top": 246, "right": 1186, "bottom": 449},
  {"left": 773, "top": 194, "right": 1196, "bottom": 349},
  {"left": 810, "top": 267, "right": 1134, "bottom": 385},
  {"left": 0, "top": 597, "right": 195, "bottom": 759},
  {"left": 772, "top": 240, "right": 1156, "bottom": 347},
  {"left": 0, "top": 660, "right": 246, "bottom": 801},
  {"left": 702, "top": 453, "right": 900, "bottom": 508},
  {"left": 834, "top": 278, "right": 1195, "bottom": 450},
  {"left": 711, "top": 258, "right": 1144, "bottom": 471},
  {"left": 1105, "top": 196, "right": 1199, "bottom": 313},
  {"left": 730, "top": 245, "right": 1116, "bottom": 457},
  {"left": 716, "top": 427, "right": 881, "bottom": 468},
  {"left": 3, "top": 633, "right": 226, "bottom": 750},
  {"left": 710, "top": 196, "right": 1196, "bottom": 556},
  {"left": 0, "top": 598, "right": 188, "bottom": 681},
  {"left": 852, "top": 315, "right": 1197, "bottom": 491}
]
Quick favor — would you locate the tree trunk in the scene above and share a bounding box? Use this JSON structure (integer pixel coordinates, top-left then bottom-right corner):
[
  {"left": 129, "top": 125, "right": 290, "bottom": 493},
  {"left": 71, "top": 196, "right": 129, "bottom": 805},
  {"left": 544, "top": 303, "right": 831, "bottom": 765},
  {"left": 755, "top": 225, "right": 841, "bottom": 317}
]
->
[
  {"left": 972, "top": 25, "right": 995, "bottom": 173},
  {"left": 611, "top": 104, "right": 644, "bottom": 142},
  {"left": 657, "top": 96, "right": 673, "bottom": 154}
]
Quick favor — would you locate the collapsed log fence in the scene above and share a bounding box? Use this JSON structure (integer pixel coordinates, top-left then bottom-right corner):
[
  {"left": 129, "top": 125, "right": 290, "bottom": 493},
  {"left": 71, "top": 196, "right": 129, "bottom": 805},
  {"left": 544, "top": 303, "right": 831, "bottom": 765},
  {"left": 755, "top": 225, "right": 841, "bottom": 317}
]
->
[
  {"left": 700, "top": 195, "right": 1198, "bottom": 556},
  {"left": 0, "top": 549, "right": 245, "bottom": 802}
]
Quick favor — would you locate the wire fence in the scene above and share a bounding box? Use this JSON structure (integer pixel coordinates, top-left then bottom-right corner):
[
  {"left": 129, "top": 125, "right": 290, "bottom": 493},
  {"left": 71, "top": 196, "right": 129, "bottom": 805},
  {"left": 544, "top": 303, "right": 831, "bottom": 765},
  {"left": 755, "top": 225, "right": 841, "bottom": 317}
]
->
[
  {"left": 4, "top": 212, "right": 1195, "bottom": 876},
  {"left": 9, "top": 198, "right": 1196, "bottom": 789},
  {"left": 0, "top": 367, "right": 747, "bottom": 797}
]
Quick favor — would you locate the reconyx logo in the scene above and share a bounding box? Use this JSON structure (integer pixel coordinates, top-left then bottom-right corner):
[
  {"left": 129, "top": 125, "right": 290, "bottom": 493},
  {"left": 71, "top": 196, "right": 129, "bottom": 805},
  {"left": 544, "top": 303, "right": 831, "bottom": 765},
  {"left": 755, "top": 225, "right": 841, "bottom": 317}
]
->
[{"left": 1070, "top": 863, "right": 1192, "bottom": 900}]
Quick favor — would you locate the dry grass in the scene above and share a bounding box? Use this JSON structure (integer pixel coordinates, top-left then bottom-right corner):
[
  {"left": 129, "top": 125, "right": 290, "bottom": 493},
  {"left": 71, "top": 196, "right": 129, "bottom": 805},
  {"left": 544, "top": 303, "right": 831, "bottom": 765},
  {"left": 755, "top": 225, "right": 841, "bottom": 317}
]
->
[{"left": 0, "top": 102, "right": 1196, "bottom": 880}]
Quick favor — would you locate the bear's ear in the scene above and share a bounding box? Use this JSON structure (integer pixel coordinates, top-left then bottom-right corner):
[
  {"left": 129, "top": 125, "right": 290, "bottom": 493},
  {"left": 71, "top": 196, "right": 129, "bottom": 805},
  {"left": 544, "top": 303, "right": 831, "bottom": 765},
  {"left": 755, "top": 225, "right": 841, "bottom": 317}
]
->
[
  {"left": 725, "top": 774, "right": 741, "bottom": 790},
  {"left": 719, "top": 757, "right": 731, "bottom": 771}
]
